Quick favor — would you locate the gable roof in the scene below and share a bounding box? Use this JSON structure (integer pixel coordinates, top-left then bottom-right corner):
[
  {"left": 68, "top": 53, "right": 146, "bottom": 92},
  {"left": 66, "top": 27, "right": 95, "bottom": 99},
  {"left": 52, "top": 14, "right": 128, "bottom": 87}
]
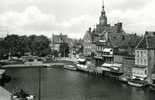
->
[
  {"left": 108, "top": 32, "right": 130, "bottom": 48},
  {"left": 136, "top": 36, "right": 155, "bottom": 49}
]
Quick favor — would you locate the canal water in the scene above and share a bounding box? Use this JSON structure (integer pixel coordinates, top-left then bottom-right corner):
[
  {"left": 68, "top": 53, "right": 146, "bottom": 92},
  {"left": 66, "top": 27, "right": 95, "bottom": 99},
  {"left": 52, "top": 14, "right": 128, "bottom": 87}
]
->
[{"left": 3, "top": 67, "right": 155, "bottom": 100}]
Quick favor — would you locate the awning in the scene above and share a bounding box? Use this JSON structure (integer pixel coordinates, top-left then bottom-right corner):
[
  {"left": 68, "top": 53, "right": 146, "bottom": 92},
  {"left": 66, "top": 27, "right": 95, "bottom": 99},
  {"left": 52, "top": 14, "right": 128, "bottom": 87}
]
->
[
  {"left": 102, "top": 63, "right": 122, "bottom": 68},
  {"left": 99, "top": 40, "right": 106, "bottom": 43},
  {"left": 102, "top": 63, "right": 112, "bottom": 67},
  {"left": 101, "top": 67, "right": 111, "bottom": 71},
  {"left": 77, "top": 58, "right": 86, "bottom": 62},
  {"left": 103, "top": 48, "right": 112, "bottom": 52},
  {"left": 112, "top": 63, "right": 122, "bottom": 68}
]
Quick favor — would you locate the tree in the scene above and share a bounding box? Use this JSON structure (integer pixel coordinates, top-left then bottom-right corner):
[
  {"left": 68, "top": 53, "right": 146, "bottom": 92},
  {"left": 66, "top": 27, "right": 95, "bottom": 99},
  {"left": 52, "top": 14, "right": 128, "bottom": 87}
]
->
[
  {"left": 0, "top": 40, "right": 7, "bottom": 59},
  {"left": 0, "top": 34, "right": 51, "bottom": 59},
  {"left": 28, "top": 35, "right": 51, "bottom": 57},
  {"left": 3, "top": 34, "right": 21, "bottom": 57}
]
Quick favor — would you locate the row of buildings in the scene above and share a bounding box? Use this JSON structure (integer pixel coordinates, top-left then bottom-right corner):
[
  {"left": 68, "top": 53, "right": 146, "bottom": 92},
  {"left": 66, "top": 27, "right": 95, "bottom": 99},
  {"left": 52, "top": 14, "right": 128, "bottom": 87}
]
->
[
  {"left": 82, "top": 2, "right": 155, "bottom": 85},
  {"left": 50, "top": 33, "right": 83, "bottom": 58},
  {"left": 50, "top": 1, "right": 155, "bottom": 86}
]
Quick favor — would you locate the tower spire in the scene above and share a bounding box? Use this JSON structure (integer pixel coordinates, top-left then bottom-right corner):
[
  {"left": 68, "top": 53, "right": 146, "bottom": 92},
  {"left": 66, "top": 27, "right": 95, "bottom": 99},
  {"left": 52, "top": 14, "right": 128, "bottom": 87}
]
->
[
  {"left": 101, "top": 0, "right": 105, "bottom": 16},
  {"left": 102, "top": 0, "right": 104, "bottom": 9},
  {"left": 99, "top": 0, "right": 107, "bottom": 26}
]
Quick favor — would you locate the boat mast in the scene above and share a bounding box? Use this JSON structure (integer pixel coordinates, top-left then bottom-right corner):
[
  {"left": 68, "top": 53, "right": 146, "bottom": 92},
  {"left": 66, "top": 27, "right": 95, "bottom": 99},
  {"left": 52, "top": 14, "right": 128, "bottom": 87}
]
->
[{"left": 38, "top": 67, "right": 41, "bottom": 100}]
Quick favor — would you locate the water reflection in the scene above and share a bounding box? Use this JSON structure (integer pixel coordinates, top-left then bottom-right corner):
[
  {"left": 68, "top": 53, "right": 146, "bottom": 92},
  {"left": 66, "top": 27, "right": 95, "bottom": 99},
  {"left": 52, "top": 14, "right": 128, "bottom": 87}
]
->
[{"left": 3, "top": 68, "right": 155, "bottom": 100}]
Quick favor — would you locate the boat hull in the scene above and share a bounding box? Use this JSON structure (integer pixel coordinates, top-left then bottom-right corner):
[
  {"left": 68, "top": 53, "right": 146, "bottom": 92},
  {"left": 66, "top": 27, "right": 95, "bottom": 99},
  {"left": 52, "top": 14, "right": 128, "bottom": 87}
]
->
[
  {"left": 64, "top": 66, "right": 77, "bottom": 71},
  {"left": 64, "top": 65, "right": 77, "bottom": 71},
  {"left": 119, "top": 77, "right": 128, "bottom": 83},
  {"left": 128, "top": 81, "right": 144, "bottom": 87},
  {"left": 127, "top": 79, "right": 148, "bottom": 87}
]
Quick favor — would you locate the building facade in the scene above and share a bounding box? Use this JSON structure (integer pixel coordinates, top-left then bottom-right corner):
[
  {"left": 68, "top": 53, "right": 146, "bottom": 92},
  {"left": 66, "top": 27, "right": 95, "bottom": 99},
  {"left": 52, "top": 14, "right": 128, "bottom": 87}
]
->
[
  {"left": 83, "top": 28, "right": 96, "bottom": 56},
  {"left": 51, "top": 33, "right": 68, "bottom": 51},
  {"left": 132, "top": 32, "right": 155, "bottom": 83}
]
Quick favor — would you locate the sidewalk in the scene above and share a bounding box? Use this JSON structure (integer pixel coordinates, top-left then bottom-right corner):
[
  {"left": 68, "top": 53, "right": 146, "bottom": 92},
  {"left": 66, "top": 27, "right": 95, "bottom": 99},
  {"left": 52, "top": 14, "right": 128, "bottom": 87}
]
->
[{"left": 0, "top": 86, "right": 11, "bottom": 100}]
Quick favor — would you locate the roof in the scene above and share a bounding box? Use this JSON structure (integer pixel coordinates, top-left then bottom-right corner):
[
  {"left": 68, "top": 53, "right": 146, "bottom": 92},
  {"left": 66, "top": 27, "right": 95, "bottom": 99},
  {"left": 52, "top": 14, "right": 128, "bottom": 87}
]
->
[
  {"left": 108, "top": 32, "right": 130, "bottom": 48},
  {"left": 136, "top": 36, "right": 155, "bottom": 49},
  {"left": 83, "top": 31, "right": 93, "bottom": 43}
]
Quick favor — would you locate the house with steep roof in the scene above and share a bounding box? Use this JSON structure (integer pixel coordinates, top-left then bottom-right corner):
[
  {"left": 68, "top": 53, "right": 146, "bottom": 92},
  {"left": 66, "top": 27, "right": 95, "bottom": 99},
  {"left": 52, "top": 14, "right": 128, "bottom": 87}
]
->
[
  {"left": 83, "top": 28, "right": 96, "bottom": 56},
  {"left": 132, "top": 31, "right": 155, "bottom": 83}
]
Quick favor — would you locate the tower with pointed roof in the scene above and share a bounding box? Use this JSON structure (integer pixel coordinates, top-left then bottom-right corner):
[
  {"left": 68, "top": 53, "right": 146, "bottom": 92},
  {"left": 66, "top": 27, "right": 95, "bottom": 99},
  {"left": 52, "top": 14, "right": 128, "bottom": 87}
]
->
[{"left": 99, "top": 0, "right": 107, "bottom": 26}]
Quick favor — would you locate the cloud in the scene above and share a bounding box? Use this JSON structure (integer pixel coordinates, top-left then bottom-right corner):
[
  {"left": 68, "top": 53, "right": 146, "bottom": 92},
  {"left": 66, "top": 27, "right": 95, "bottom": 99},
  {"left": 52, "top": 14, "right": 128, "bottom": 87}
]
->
[
  {"left": 105, "top": 0, "right": 149, "bottom": 11},
  {"left": 0, "top": 6, "right": 96, "bottom": 38},
  {"left": 0, "top": 0, "right": 155, "bottom": 38},
  {"left": 107, "top": 0, "right": 155, "bottom": 34}
]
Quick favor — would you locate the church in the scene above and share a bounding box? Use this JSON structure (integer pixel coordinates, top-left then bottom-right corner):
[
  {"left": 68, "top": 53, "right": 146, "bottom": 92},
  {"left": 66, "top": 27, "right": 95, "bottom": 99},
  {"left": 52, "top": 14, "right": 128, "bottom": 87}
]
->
[{"left": 83, "top": 1, "right": 132, "bottom": 58}]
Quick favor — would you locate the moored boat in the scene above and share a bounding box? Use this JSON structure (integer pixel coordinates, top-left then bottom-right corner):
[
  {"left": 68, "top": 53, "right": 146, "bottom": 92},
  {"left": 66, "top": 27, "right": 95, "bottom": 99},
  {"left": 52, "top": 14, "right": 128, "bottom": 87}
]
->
[
  {"left": 76, "top": 58, "right": 88, "bottom": 72},
  {"left": 128, "top": 81, "right": 144, "bottom": 87},
  {"left": 119, "top": 76, "right": 128, "bottom": 83},
  {"left": 11, "top": 89, "right": 35, "bottom": 100},
  {"left": 64, "top": 65, "right": 77, "bottom": 71},
  {"left": 127, "top": 79, "right": 148, "bottom": 87}
]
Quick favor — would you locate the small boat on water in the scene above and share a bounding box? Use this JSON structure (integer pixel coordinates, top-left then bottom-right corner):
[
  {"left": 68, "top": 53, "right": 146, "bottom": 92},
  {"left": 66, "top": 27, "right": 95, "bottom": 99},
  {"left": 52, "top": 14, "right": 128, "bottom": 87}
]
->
[
  {"left": 11, "top": 89, "right": 35, "bottom": 100},
  {"left": 0, "top": 70, "right": 11, "bottom": 86},
  {"left": 64, "top": 65, "right": 77, "bottom": 71},
  {"left": 119, "top": 76, "right": 128, "bottom": 83},
  {"left": 127, "top": 79, "right": 148, "bottom": 87},
  {"left": 76, "top": 58, "right": 89, "bottom": 72}
]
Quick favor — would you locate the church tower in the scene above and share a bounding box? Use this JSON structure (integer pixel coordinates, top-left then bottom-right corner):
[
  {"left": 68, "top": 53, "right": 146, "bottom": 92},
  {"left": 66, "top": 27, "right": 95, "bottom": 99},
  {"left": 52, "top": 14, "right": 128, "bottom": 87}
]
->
[{"left": 99, "top": 0, "right": 107, "bottom": 26}]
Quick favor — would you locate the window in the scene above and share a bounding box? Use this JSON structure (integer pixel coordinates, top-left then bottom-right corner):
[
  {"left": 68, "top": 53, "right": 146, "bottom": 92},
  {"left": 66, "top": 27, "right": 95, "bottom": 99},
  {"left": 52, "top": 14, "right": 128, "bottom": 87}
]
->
[
  {"left": 141, "top": 59, "right": 143, "bottom": 65},
  {"left": 144, "top": 59, "right": 146, "bottom": 65},
  {"left": 145, "top": 70, "right": 147, "bottom": 75},
  {"left": 137, "top": 59, "right": 139, "bottom": 64},
  {"left": 136, "top": 51, "right": 139, "bottom": 57},
  {"left": 141, "top": 51, "right": 143, "bottom": 57}
]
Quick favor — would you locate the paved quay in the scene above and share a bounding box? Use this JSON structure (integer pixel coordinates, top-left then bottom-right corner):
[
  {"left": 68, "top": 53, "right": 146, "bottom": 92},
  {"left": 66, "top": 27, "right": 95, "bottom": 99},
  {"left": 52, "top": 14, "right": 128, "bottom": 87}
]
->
[
  {"left": 1, "top": 64, "right": 47, "bottom": 68},
  {"left": 0, "top": 86, "right": 11, "bottom": 100}
]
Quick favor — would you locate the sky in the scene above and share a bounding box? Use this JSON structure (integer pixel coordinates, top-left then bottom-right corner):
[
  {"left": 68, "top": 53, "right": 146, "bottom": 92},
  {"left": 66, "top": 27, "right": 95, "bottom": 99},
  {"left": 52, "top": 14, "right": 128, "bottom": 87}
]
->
[{"left": 0, "top": 0, "right": 155, "bottom": 39}]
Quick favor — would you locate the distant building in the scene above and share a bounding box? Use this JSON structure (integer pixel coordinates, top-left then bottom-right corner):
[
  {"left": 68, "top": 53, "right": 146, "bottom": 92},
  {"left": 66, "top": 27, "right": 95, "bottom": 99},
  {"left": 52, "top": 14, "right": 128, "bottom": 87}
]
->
[
  {"left": 82, "top": 1, "right": 142, "bottom": 74},
  {"left": 123, "top": 56, "right": 135, "bottom": 78},
  {"left": 51, "top": 33, "right": 68, "bottom": 52},
  {"left": 83, "top": 28, "right": 96, "bottom": 56},
  {"left": 132, "top": 31, "right": 155, "bottom": 83},
  {"left": 83, "top": 1, "right": 131, "bottom": 59}
]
